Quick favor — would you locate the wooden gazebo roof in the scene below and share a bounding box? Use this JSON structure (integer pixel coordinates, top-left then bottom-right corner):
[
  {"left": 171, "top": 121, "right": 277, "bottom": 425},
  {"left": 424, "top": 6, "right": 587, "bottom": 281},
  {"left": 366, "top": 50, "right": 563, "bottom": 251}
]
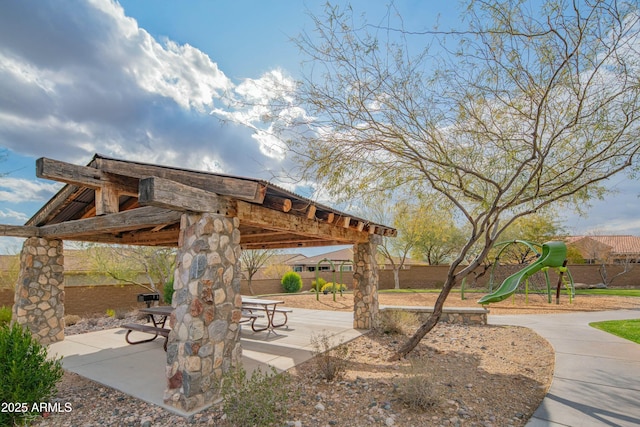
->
[{"left": 2, "top": 154, "right": 395, "bottom": 249}]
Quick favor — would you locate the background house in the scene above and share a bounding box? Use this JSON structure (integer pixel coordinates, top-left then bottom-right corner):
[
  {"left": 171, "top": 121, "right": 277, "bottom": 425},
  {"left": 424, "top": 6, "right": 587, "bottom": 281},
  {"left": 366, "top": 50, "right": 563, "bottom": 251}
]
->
[{"left": 566, "top": 235, "right": 640, "bottom": 264}]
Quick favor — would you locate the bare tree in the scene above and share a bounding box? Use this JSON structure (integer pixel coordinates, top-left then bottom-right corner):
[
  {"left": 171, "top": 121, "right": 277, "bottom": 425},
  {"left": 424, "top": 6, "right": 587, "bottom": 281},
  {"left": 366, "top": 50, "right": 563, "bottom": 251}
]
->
[
  {"left": 241, "top": 249, "right": 280, "bottom": 295},
  {"left": 598, "top": 256, "right": 634, "bottom": 287},
  {"left": 374, "top": 200, "right": 422, "bottom": 289},
  {"left": 282, "top": 1, "right": 640, "bottom": 359},
  {"left": 82, "top": 244, "right": 176, "bottom": 295}
]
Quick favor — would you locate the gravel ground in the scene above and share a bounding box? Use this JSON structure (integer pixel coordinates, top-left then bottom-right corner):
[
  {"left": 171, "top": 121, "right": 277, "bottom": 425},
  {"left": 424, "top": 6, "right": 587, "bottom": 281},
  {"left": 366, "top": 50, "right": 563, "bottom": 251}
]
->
[{"left": 30, "top": 292, "right": 637, "bottom": 427}]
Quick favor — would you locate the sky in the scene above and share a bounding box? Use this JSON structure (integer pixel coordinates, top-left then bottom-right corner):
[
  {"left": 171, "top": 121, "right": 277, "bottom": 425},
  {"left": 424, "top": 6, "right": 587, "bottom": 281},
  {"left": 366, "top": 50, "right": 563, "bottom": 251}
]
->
[{"left": 0, "top": 0, "right": 638, "bottom": 254}]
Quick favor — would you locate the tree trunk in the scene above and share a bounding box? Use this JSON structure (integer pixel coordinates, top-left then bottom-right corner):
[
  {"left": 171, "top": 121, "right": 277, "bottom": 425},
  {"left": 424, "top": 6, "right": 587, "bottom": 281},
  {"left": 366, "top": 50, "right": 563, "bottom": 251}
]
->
[
  {"left": 389, "top": 271, "right": 457, "bottom": 360},
  {"left": 393, "top": 268, "right": 400, "bottom": 290},
  {"left": 247, "top": 278, "right": 255, "bottom": 295}
]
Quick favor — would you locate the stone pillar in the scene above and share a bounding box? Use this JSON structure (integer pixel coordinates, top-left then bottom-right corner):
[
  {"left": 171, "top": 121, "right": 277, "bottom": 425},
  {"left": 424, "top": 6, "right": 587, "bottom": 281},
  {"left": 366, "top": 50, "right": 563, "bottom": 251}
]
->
[
  {"left": 164, "top": 213, "right": 243, "bottom": 412},
  {"left": 12, "top": 237, "right": 65, "bottom": 345},
  {"left": 353, "top": 235, "right": 380, "bottom": 329}
]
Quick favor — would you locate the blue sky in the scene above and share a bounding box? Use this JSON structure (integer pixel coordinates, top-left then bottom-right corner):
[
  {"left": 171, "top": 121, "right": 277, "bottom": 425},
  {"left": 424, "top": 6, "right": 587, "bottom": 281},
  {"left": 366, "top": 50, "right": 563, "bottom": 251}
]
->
[{"left": 0, "top": 0, "right": 638, "bottom": 254}]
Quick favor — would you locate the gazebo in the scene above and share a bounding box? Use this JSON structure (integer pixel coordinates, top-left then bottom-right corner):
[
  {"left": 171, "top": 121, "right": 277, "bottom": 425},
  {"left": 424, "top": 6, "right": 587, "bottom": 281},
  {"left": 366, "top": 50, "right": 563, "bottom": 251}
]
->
[{"left": 0, "top": 154, "right": 395, "bottom": 412}]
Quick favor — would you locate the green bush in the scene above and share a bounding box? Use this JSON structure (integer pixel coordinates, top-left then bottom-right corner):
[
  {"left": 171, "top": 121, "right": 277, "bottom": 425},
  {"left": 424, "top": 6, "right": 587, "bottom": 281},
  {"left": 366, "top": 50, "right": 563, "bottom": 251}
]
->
[
  {"left": 0, "top": 323, "right": 64, "bottom": 426},
  {"left": 221, "top": 366, "right": 293, "bottom": 426},
  {"left": 163, "top": 278, "right": 175, "bottom": 305},
  {"left": 0, "top": 305, "right": 11, "bottom": 326},
  {"left": 320, "top": 282, "right": 348, "bottom": 294},
  {"left": 311, "top": 277, "right": 327, "bottom": 291},
  {"left": 281, "top": 271, "right": 302, "bottom": 293}
]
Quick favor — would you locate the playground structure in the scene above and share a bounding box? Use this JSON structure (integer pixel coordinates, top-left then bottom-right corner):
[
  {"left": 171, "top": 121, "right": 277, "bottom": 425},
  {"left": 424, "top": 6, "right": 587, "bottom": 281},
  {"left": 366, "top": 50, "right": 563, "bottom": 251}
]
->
[
  {"left": 478, "top": 240, "right": 575, "bottom": 305},
  {"left": 313, "top": 258, "right": 353, "bottom": 301}
]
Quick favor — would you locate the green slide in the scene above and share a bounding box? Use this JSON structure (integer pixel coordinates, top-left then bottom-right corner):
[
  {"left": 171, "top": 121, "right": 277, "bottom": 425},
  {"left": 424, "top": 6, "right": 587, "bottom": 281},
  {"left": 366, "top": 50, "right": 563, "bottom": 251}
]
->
[{"left": 478, "top": 241, "right": 567, "bottom": 305}]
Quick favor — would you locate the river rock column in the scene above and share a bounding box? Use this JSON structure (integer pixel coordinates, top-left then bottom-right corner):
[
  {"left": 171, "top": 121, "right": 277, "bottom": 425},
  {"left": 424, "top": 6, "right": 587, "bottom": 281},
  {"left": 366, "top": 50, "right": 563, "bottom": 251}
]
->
[
  {"left": 353, "top": 235, "right": 380, "bottom": 329},
  {"left": 164, "top": 212, "right": 243, "bottom": 412},
  {"left": 12, "top": 237, "right": 65, "bottom": 345}
]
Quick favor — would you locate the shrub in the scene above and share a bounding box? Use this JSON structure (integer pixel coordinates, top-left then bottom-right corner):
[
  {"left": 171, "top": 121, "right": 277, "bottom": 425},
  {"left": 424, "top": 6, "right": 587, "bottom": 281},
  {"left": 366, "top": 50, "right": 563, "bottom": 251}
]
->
[
  {"left": 311, "top": 277, "right": 327, "bottom": 291},
  {"left": 0, "top": 323, "right": 64, "bottom": 426},
  {"left": 394, "top": 357, "right": 443, "bottom": 410},
  {"left": 310, "top": 331, "right": 349, "bottom": 381},
  {"left": 221, "top": 366, "right": 293, "bottom": 426},
  {"left": 320, "top": 282, "right": 347, "bottom": 294},
  {"left": 64, "top": 314, "right": 82, "bottom": 327},
  {"left": 163, "top": 278, "right": 174, "bottom": 305},
  {"left": 106, "top": 308, "right": 116, "bottom": 318},
  {"left": 376, "top": 310, "right": 419, "bottom": 335},
  {"left": 0, "top": 305, "right": 11, "bottom": 327},
  {"left": 281, "top": 271, "right": 302, "bottom": 293}
]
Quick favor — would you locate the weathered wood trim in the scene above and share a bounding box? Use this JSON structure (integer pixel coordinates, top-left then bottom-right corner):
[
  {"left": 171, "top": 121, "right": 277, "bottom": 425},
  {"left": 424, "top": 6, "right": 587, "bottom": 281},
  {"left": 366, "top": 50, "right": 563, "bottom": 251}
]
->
[
  {"left": 242, "top": 239, "right": 347, "bottom": 250},
  {"left": 94, "top": 156, "right": 266, "bottom": 203},
  {"left": 236, "top": 201, "right": 369, "bottom": 243},
  {"left": 138, "top": 177, "right": 236, "bottom": 215},
  {"left": 0, "top": 224, "right": 40, "bottom": 238},
  {"left": 39, "top": 207, "right": 183, "bottom": 239},
  {"left": 26, "top": 184, "right": 77, "bottom": 226}
]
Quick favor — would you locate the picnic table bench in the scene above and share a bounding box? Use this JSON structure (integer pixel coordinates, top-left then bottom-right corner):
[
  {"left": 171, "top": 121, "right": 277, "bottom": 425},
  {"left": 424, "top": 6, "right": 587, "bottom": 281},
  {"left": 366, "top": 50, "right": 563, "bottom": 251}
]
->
[
  {"left": 121, "top": 306, "right": 172, "bottom": 351},
  {"left": 241, "top": 297, "right": 293, "bottom": 333}
]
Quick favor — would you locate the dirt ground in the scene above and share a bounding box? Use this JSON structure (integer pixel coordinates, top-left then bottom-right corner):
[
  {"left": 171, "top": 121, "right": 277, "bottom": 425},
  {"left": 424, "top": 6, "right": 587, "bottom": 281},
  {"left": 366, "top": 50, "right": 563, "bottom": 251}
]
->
[{"left": 276, "top": 290, "right": 640, "bottom": 315}]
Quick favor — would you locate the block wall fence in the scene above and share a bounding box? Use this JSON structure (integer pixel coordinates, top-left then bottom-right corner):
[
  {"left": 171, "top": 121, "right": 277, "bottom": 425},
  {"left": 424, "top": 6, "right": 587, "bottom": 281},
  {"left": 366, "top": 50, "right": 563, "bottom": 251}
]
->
[{"left": 0, "top": 264, "right": 637, "bottom": 316}]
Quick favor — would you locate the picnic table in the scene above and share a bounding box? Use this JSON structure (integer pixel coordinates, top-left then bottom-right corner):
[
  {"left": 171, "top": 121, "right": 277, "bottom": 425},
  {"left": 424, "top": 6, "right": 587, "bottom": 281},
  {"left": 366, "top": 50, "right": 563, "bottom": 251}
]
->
[
  {"left": 241, "top": 297, "right": 292, "bottom": 334},
  {"left": 121, "top": 298, "right": 293, "bottom": 348},
  {"left": 121, "top": 306, "right": 172, "bottom": 350}
]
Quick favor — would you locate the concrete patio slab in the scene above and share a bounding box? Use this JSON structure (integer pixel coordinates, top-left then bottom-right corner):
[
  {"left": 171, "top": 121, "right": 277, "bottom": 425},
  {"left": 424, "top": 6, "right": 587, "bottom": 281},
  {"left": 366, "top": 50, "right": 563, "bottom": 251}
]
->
[{"left": 47, "top": 308, "right": 362, "bottom": 416}]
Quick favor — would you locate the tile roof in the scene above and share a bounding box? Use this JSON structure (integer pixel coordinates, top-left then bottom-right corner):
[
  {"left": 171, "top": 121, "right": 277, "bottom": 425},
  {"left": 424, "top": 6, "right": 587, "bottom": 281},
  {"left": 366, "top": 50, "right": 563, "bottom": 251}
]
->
[{"left": 566, "top": 235, "right": 640, "bottom": 256}]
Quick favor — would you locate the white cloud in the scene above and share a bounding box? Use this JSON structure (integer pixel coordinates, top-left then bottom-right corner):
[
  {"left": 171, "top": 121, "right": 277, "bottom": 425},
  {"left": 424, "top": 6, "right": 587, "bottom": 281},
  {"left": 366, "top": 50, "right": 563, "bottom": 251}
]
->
[
  {"left": 0, "top": 208, "right": 29, "bottom": 222},
  {"left": 0, "top": 0, "right": 298, "bottom": 182},
  {"left": 0, "top": 178, "right": 62, "bottom": 203}
]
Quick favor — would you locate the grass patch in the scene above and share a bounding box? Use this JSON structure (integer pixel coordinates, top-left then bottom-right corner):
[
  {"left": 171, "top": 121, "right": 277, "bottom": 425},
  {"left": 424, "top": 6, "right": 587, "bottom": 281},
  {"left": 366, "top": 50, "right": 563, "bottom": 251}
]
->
[
  {"left": 379, "top": 289, "right": 443, "bottom": 294},
  {"left": 378, "top": 288, "right": 640, "bottom": 298},
  {"left": 590, "top": 319, "right": 640, "bottom": 344},
  {"left": 576, "top": 289, "right": 640, "bottom": 297}
]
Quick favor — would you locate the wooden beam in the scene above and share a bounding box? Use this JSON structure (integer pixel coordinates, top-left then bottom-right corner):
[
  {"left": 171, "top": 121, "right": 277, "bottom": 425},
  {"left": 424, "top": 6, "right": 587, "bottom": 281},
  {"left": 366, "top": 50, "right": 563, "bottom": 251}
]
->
[
  {"left": 0, "top": 224, "right": 40, "bottom": 238},
  {"left": 94, "top": 156, "right": 266, "bottom": 203},
  {"left": 139, "top": 177, "right": 236, "bottom": 215},
  {"left": 236, "top": 201, "right": 369, "bottom": 243},
  {"left": 342, "top": 217, "right": 351, "bottom": 228},
  {"left": 36, "top": 158, "right": 138, "bottom": 196},
  {"left": 357, "top": 221, "right": 365, "bottom": 232},
  {"left": 38, "top": 206, "right": 183, "bottom": 239},
  {"left": 262, "top": 195, "right": 292, "bottom": 212}
]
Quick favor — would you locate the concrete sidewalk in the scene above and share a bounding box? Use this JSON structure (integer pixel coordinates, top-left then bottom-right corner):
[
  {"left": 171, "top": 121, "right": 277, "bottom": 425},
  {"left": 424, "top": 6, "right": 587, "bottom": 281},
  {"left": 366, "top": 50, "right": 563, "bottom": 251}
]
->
[
  {"left": 491, "top": 309, "right": 640, "bottom": 427},
  {"left": 47, "top": 308, "right": 362, "bottom": 416}
]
